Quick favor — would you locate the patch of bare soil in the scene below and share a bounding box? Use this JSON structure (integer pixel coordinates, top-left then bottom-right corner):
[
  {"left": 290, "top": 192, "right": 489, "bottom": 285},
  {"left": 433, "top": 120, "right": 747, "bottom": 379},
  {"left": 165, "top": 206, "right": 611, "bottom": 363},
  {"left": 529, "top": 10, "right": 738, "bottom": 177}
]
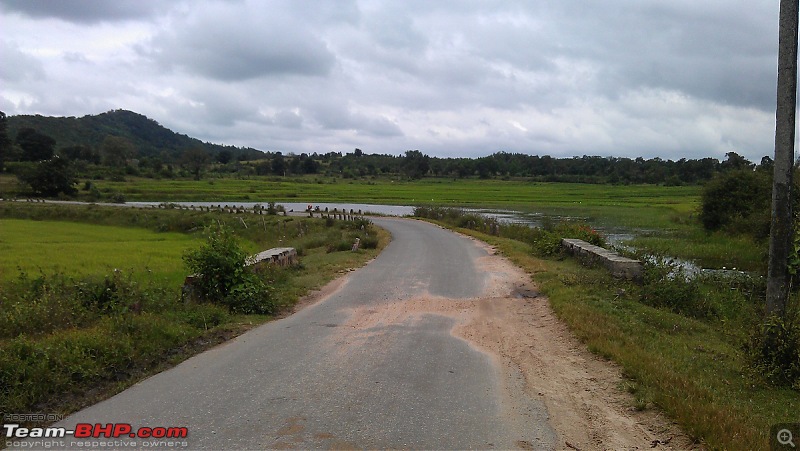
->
[
  {"left": 277, "top": 274, "right": 352, "bottom": 319},
  {"left": 338, "top": 239, "right": 699, "bottom": 450}
]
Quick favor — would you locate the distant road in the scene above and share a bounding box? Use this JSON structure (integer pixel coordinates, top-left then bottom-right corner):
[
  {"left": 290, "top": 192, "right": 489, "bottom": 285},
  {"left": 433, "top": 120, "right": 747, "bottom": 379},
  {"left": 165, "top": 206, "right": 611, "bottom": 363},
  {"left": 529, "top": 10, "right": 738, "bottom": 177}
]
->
[{"left": 22, "top": 218, "right": 556, "bottom": 449}]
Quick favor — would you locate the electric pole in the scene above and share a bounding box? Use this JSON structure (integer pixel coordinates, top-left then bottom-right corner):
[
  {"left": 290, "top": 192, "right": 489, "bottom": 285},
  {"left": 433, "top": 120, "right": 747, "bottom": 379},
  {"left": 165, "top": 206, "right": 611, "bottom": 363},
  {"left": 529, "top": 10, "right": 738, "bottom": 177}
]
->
[{"left": 766, "top": 0, "right": 799, "bottom": 317}]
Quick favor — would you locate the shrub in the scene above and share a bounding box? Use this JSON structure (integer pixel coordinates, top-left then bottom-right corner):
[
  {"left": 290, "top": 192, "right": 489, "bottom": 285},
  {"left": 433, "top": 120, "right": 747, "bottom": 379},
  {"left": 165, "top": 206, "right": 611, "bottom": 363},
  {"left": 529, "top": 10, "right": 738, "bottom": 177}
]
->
[
  {"left": 109, "top": 192, "right": 127, "bottom": 203},
  {"left": 527, "top": 222, "right": 606, "bottom": 257},
  {"left": 360, "top": 236, "right": 379, "bottom": 249},
  {"left": 699, "top": 170, "right": 771, "bottom": 237},
  {"left": 745, "top": 313, "right": 800, "bottom": 389},
  {"left": 224, "top": 278, "right": 274, "bottom": 314},
  {"left": 183, "top": 225, "right": 273, "bottom": 314},
  {"left": 327, "top": 240, "right": 355, "bottom": 253},
  {"left": 638, "top": 258, "right": 709, "bottom": 316}
]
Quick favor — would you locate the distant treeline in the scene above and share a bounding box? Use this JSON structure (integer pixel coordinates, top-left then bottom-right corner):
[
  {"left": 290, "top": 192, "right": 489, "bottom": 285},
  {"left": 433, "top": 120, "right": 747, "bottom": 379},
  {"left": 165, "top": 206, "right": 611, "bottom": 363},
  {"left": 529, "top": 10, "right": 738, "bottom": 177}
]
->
[
  {"left": 249, "top": 149, "right": 769, "bottom": 185},
  {"left": 0, "top": 109, "right": 772, "bottom": 186}
]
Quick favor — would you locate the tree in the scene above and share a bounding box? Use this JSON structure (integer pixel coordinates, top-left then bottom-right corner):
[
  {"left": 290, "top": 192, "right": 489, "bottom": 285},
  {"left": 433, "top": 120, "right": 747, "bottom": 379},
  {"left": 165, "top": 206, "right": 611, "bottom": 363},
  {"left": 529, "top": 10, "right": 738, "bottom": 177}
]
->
[
  {"left": 271, "top": 154, "right": 286, "bottom": 175},
  {"left": 16, "top": 157, "right": 77, "bottom": 197},
  {"left": 180, "top": 147, "right": 210, "bottom": 180},
  {"left": 721, "top": 151, "right": 754, "bottom": 172},
  {"left": 101, "top": 136, "right": 136, "bottom": 167},
  {"left": 699, "top": 170, "right": 773, "bottom": 238},
  {"left": 16, "top": 127, "right": 55, "bottom": 162},
  {"left": 61, "top": 145, "right": 101, "bottom": 164},
  {"left": 217, "top": 149, "right": 233, "bottom": 164},
  {"left": 402, "top": 150, "right": 430, "bottom": 179},
  {"left": 301, "top": 155, "right": 318, "bottom": 174},
  {"left": 0, "top": 111, "right": 10, "bottom": 170}
]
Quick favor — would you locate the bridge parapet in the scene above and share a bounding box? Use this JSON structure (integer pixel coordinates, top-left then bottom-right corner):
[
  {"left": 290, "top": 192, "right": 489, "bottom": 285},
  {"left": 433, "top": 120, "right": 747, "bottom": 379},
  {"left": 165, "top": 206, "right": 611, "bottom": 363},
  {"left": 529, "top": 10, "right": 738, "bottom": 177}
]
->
[{"left": 561, "top": 238, "right": 642, "bottom": 282}]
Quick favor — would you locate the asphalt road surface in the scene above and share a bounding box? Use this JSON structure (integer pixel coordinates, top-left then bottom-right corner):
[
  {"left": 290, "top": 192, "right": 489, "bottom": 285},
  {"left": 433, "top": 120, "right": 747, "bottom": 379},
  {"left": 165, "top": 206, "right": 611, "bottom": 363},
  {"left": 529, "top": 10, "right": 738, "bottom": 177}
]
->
[{"left": 27, "top": 218, "right": 556, "bottom": 450}]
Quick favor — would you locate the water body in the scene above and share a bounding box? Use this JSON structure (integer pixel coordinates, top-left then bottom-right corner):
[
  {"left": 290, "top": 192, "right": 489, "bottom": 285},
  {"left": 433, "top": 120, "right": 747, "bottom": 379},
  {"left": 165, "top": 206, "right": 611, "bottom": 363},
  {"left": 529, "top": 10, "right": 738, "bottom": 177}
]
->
[{"left": 467, "top": 208, "right": 637, "bottom": 245}]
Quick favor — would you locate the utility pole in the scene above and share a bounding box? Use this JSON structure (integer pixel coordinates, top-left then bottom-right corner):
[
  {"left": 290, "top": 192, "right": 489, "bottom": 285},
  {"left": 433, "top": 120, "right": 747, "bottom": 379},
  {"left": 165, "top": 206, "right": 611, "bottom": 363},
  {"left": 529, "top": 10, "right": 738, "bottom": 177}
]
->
[{"left": 766, "top": 0, "right": 799, "bottom": 317}]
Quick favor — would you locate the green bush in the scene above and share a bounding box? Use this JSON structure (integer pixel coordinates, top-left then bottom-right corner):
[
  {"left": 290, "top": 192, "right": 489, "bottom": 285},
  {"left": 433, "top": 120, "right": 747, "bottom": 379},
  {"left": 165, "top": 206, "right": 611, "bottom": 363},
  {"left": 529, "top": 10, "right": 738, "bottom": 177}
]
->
[
  {"left": 183, "top": 225, "right": 250, "bottom": 301},
  {"left": 360, "top": 236, "right": 379, "bottom": 249},
  {"left": 224, "top": 278, "right": 274, "bottom": 314},
  {"left": 745, "top": 313, "right": 800, "bottom": 389},
  {"left": 528, "top": 222, "right": 606, "bottom": 257},
  {"left": 699, "top": 168, "right": 800, "bottom": 240},
  {"left": 327, "top": 240, "right": 355, "bottom": 253},
  {"left": 182, "top": 225, "right": 274, "bottom": 314},
  {"left": 639, "top": 258, "right": 711, "bottom": 318}
]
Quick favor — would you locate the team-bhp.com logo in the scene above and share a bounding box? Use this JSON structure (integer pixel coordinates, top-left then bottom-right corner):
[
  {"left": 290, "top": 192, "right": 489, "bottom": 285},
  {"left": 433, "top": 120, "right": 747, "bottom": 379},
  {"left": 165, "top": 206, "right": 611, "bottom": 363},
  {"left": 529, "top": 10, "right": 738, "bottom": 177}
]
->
[{"left": 5, "top": 422, "right": 188, "bottom": 440}]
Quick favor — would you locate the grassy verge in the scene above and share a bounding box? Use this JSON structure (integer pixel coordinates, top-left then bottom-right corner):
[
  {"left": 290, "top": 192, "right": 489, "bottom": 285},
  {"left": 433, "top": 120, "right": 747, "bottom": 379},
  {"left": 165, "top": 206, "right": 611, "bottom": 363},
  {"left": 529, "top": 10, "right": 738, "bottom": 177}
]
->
[
  {"left": 0, "top": 202, "right": 388, "bottom": 422},
  {"left": 425, "top": 219, "right": 798, "bottom": 451},
  {"left": 625, "top": 228, "right": 767, "bottom": 272}
]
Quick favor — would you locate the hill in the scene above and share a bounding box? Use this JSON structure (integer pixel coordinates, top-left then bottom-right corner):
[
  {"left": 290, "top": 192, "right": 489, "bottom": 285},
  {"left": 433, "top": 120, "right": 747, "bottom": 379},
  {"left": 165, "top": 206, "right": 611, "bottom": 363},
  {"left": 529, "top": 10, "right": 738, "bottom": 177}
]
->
[{"left": 6, "top": 109, "right": 265, "bottom": 162}]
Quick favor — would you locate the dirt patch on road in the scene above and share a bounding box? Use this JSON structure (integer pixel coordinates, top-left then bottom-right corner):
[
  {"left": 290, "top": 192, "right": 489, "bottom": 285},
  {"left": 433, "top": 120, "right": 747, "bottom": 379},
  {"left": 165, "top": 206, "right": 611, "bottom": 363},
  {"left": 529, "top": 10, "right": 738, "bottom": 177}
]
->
[{"left": 339, "top": 240, "right": 698, "bottom": 450}]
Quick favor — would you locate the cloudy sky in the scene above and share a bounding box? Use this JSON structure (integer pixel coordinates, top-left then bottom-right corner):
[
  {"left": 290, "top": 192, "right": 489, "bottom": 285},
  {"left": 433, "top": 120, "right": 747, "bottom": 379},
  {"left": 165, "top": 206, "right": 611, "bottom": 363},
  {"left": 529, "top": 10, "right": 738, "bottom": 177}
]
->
[{"left": 0, "top": 0, "right": 787, "bottom": 161}]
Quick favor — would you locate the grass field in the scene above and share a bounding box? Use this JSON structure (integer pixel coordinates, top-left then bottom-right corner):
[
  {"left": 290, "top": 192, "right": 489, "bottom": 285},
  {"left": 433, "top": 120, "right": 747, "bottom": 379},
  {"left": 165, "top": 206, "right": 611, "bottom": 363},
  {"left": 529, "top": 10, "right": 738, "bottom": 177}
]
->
[
  {"left": 79, "top": 175, "right": 700, "bottom": 226},
  {"left": 0, "top": 219, "right": 197, "bottom": 284}
]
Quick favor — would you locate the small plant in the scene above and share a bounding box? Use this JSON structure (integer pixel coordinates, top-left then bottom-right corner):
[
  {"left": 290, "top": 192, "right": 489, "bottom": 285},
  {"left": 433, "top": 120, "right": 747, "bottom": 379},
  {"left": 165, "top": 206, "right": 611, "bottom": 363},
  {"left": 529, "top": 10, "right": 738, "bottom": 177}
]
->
[
  {"left": 745, "top": 312, "right": 800, "bottom": 389},
  {"left": 108, "top": 192, "right": 126, "bottom": 203},
  {"left": 183, "top": 225, "right": 274, "bottom": 314},
  {"left": 639, "top": 258, "right": 709, "bottom": 318}
]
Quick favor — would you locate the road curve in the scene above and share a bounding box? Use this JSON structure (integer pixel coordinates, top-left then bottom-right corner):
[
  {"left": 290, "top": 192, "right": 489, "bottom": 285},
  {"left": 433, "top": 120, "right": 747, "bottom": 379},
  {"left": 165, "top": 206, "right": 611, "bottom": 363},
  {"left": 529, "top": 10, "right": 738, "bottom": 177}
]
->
[{"left": 35, "top": 218, "right": 556, "bottom": 449}]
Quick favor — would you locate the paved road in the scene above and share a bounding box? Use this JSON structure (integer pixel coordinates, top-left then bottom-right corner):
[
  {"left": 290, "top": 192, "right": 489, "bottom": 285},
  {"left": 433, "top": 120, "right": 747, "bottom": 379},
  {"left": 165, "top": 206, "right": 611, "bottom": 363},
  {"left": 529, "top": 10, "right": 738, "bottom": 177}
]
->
[{"left": 33, "top": 218, "right": 555, "bottom": 449}]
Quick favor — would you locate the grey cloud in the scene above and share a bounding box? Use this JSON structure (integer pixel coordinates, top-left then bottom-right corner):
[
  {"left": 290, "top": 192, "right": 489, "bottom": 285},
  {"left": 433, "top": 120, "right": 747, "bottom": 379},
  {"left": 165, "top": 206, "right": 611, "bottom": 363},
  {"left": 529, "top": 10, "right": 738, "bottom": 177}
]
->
[
  {"left": 0, "top": 41, "right": 45, "bottom": 82},
  {"left": 0, "top": 0, "right": 170, "bottom": 23},
  {"left": 310, "top": 101, "right": 402, "bottom": 137},
  {"left": 536, "top": 1, "right": 779, "bottom": 111},
  {"left": 142, "top": 6, "right": 335, "bottom": 81},
  {"left": 273, "top": 110, "right": 304, "bottom": 129},
  {"left": 63, "top": 52, "right": 91, "bottom": 64}
]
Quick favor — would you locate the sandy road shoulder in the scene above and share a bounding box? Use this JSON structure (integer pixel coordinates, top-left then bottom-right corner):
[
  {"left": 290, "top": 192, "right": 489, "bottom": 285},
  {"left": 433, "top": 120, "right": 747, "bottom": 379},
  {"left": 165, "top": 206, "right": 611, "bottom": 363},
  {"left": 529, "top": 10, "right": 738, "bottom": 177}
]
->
[{"left": 456, "top": 237, "right": 699, "bottom": 450}]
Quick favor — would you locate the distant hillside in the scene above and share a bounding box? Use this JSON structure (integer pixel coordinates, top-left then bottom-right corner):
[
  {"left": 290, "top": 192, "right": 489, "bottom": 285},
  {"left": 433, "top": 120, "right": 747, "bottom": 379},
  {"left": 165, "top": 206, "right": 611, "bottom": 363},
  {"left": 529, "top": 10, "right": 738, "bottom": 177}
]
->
[{"left": 6, "top": 109, "right": 265, "bottom": 161}]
